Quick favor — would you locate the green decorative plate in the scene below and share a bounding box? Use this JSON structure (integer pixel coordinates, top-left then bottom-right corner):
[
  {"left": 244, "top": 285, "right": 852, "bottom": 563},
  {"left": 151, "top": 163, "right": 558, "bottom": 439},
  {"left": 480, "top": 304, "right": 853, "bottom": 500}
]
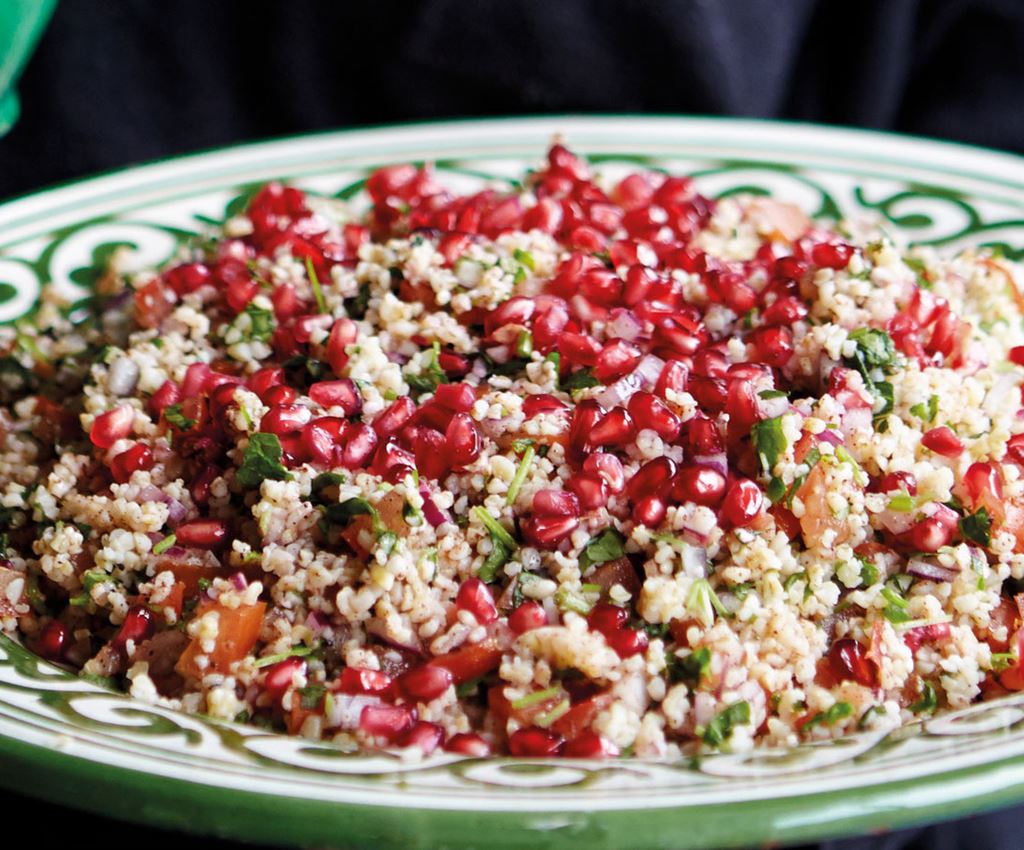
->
[{"left": 4, "top": 117, "right": 1024, "bottom": 849}]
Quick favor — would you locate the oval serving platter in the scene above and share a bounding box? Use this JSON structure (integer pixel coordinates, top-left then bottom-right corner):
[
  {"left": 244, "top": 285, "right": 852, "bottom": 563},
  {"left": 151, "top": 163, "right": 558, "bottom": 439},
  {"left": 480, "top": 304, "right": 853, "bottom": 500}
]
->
[{"left": 4, "top": 117, "right": 1024, "bottom": 849}]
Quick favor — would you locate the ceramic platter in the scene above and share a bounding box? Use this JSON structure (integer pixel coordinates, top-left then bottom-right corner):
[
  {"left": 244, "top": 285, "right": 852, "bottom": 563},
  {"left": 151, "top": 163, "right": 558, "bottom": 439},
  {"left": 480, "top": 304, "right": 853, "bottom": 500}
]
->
[{"left": 4, "top": 117, "right": 1024, "bottom": 849}]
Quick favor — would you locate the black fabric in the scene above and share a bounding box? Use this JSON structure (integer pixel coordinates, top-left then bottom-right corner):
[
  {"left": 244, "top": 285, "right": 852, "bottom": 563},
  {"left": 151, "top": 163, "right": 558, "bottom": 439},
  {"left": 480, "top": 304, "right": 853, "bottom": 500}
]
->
[{"left": 3, "top": 1, "right": 1024, "bottom": 847}]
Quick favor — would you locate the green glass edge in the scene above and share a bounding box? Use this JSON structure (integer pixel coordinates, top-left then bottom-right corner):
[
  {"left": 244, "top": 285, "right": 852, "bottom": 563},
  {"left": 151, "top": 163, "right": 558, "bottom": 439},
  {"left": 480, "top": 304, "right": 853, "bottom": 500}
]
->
[{"left": 3, "top": 730, "right": 1024, "bottom": 850}]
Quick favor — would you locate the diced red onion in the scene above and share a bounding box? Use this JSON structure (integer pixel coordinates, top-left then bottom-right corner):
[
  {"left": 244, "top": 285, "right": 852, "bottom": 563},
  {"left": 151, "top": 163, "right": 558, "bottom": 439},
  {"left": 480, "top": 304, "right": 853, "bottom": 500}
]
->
[
  {"left": 921, "top": 501, "right": 959, "bottom": 530},
  {"left": 365, "top": 618, "right": 423, "bottom": 654},
  {"left": 305, "top": 610, "right": 329, "bottom": 635},
  {"left": 137, "top": 486, "right": 187, "bottom": 527},
  {"left": 681, "top": 544, "right": 708, "bottom": 578},
  {"left": 326, "top": 693, "right": 380, "bottom": 730},
  {"left": 877, "top": 507, "right": 917, "bottom": 536},
  {"left": 387, "top": 352, "right": 409, "bottom": 365},
  {"left": 108, "top": 357, "right": 140, "bottom": 396},
  {"left": 419, "top": 489, "right": 450, "bottom": 527},
  {"left": 606, "top": 308, "right": 643, "bottom": 342},
  {"left": 229, "top": 572, "right": 248, "bottom": 591},
  {"left": 679, "top": 521, "right": 710, "bottom": 547},
  {"left": 485, "top": 345, "right": 510, "bottom": 364},
  {"left": 906, "top": 557, "right": 960, "bottom": 583},
  {"left": 103, "top": 289, "right": 133, "bottom": 313},
  {"left": 594, "top": 354, "right": 664, "bottom": 408},
  {"left": 162, "top": 545, "right": 187, "bottom": 559},
  {"left": 815, "top": 429, "right": 844, "bottom": 447}
]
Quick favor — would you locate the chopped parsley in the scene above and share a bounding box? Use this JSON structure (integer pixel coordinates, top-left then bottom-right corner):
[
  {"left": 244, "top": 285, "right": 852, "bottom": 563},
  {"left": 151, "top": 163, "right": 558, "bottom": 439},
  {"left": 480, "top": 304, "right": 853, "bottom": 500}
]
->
[
  {"left": 513, "top": 248, "right": 536, "bottom": 271},
  {"left": 241, "top": 301, "right": 275, "bottom": 342},
  {"left": 700, "top": 700, "right": 750, "bottom": 747},
  {"left": 297, "top": 684, "right": 326, "bottom": 711},
  {"left": 304, "top": 257, "right": 328, "bottom": 314},
  {"left": 909, "top": 395, "right": 939, "bottom": 424},
  {"left": 801, "top": 701, "right": 853, "bottom": 732},
  {"left": 669, "top": 646, "right": 712, "bottom": 687},
  {"left": 323, "top": 497, "right": 384, "bottom": 536},
  {"left": 164, "top": 403, "right": 196, "bottom": 431},
  {"left": 880, "top": 583, "right": 912, "bottom": 624},
  {"left": 506, "top": 445, "right": 535, "bottom": 506},
  {"left": 236, "top": 433, "right": 293, "bottom": 489},
  {"left": 751, "top": 415, "right": 787, "bottom": 476},
  {"left": 910, "top": 680, "right": 938, "bottom": 714},
  {"left": 69, "top": 568, "right": 112, "bottom": 607},
  {"left": 959, "top": 507, "right": 992, "bottom": 548},
  {"left": 254, "top": 644, "right": 318, "bottom": 668},
  {"left": 474, "top": 506, "right": 516, "bottom": 582},
  {"left": 405, "top": 341, "right": 448, "bottom": 397},
  {"left": 152, "top": 533, "right": 176, "bottom": 555},
  {"left": 579, "top": 527, "right": 627, "bottom": 570},
  {"left": 562, "top": 368, "right": 600, "bottom": 391},
  {"left": 686, "top": 578, "right": 730, "bottom": 628}
]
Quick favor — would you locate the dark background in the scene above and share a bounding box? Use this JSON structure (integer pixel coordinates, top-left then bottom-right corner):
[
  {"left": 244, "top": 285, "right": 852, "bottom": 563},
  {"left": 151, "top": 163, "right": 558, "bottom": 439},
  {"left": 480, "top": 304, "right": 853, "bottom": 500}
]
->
[{"left": 4, "top": 0, "right": 1024, "bottom": 848}]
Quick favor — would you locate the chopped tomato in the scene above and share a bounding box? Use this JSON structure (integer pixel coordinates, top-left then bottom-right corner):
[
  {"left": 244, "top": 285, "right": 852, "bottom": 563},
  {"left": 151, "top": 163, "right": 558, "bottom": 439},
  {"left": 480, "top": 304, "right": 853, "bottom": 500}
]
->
[
  {"left": 176, "top": 601, "right": 266, "bottom": 679},
  {"left": 432, "top": 642, "right": 502, "bottom": 684},
  {"left": 986, "top": 596, "right": 1018, "bottom": 653},
  {"left": 796, "top": 462, "right": 850, "bottom": 549},
  {"left": 158, "top": 581, "right": 186, "bottom": 619},
  {"left": 154, "top": 555, "right": 223, "bottom": 597},
  {"left": 341, "top": 490, "right": 409, "bottom": 558},
  {"left": 999, "top": 629, "right": 1024, "bottom": 691},
  {"left": 550, "top": 692, "right": 614, "bottom": 739}
]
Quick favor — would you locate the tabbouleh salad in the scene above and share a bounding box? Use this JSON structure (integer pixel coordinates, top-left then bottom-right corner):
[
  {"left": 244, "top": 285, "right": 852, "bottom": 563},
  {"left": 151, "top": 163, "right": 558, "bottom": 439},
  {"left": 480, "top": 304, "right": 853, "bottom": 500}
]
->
[{"left": 2, "top": 144, "right": 1024, "bottom": 759}]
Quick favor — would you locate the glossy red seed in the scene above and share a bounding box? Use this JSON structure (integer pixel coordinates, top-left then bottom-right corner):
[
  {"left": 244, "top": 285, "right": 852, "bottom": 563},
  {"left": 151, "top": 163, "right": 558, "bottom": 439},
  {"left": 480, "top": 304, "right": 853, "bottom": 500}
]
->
[
  {"left": 260, "top": 403, "right": 311, "bottom": 435},
  {"left": 672, "top": 465, "right": 727, "bottom": 506},
  {"left": 111, "top": 604, "right": 155, "bottom": 651},
  {"left": 444, "top": 412, "right": 482, "bottom": 469},
  {"left": 587, "top": 603, "right": 629, "bottom": 636},
  {"left": 400, "top": 720, "right": 444, "bottom": 755},
  {"left": 373, "top": 396, "right": 417, "bottom": 438},
  {"left": 339, "top": 423, "right": 378, "bottom": 469},
  {"left": 37, "top": 620, "right": 68, "bottom": 661},
  {"left": 567, "top": 472, "right": 609, "bottom": 511},
  {"left": 1010, "top": 346, "right": 1024, "bottom": 367},
  {"left": 326, "top": 318, "right": 359, "bottom": 376},
  {"left": 337, "top": 667, "right": 394, "bottom": 695},
  {"left": 582, "top": 453, "right": 626, "bottom": 493},
  {"left": 533, "top": 489, "right": 581, "bottom": 518},
  {"left": 750, "top": 326, "right": 794, "bottom": 368},
  {"left": 90, "top": 405, "right": 134, "bottom": 449},
  {"left": 444, "top": 732, "right": 492, "bottom": 757},
  {"left": 761, "top": 296, "right": 808, "bottom": 327},
  {"left": 413, "top": 427, "right": 448, "bottom": 480},
  {"left": 829, "top": 638, "right": 877, "bottom": 688},
  {"left": 558, "top": 333, "right": 602, "bottom": 367},
  {"left": 434, "top": 382, "right": 476, "bottom": 412},
  {"left": 654, "top": 360, "right": 689, "bottom": 399},
  {"left": 568, "top": 399, "right": 605, "bottom": 464},
  {"left": 625, "top": 457, "right": 677, "bottom": 502},
  {"left": 247, "top": 366, "right": 285, "bottom": 398},
  {"left": 456, "top": 578, "right": 498, "bottom": 625},
  {"left": 627, "top": 392, "right": 681, "bottom": 441},
  {"left": 263, "top": 384, "right": 298, "bottom": 406},
  {"left": 606, "top": 627, "right": 649, "bottom": 659},
  {"left": 594, "top": 340, "right": 641, "bottom": 383},
  {"left": 811, "top": 242, "right": 854, "bottom": 270},
  {"left": 263, "top": 657, "right": 306, "bottom": 699},
  {"left": 876, "top": 470, "right": 917, "bottom": 496},
  {"left": 148, "top": 380, "right": 182, "bottom": 417},
  {"left": 359, "top": 704, "right": 415, "bottom": 742},
  {"left": 175, "top": 518, "right": 229, "bottom": 549},
  {"left": 622, "top": 265, "right": 657, "bottom": 307},
  {"left": 509, "top": 601, "right": 548, "bottom": 635},
  {"left": 164, "top": 262, "right": 211, "bottom": 296},
  {"left": 110, "top": 443, "right": 154, "bottom": 484},
  {"left": 964, "top": 462, "right": 1003, "bottom": 506},
  {"left": 589, "top": 407, "right": 637, "bottom": 448},
  {"left": 910, "top": 517, "right": 953, "bottom": 552},
  {"left": 632, "top": 494, "right": 667, "bottom": 527},
  {"left": 563, "top": 731, "right": 620, "bottom": 759},
  {"left": 720, "top": 478, "right": 764, "bottom": 528},
  {"left": 522, "top": 393, "right": 569, "bottom": 418},
  {"left": 921, "top": 426, "right": 963, "bottom": 457},
  {"left": 308, "top": 379, "right": 363, "bottom": 415},
  {"left": 521, "top": 515, "right": 580, "bottom": 549},
  {"left": 399, "top": 664, "right": 454, "bottom": 702},
  {"left": 301, "top": 422, "right": 339, "bottom": 464},
  {"left": 438, "top": 350, "right": 471, "bottom": 378},
  {"left": 508, "top": 726, "right": 565, "bottom": 758}
]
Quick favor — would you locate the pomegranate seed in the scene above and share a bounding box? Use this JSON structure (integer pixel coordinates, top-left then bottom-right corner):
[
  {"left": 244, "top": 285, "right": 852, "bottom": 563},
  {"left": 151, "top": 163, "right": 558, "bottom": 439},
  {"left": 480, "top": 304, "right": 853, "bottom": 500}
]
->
[
  {"left": 964, "top": 462, "right": 1003, "bottom": 506},
  {"left": 567, "top": 472, "right": 609, "bottom": 511},
  {"left": 413, "top": 427, "right": 448, "bottom": 480},
  {"left": 829, "top": 638, "right": 877, "bottom": 688},
  {"left": 688, "top": 376, "right": 728, "bottom": 413},
  {"left": 625, "top": 457, "right": 677, "bottom": 502},
  {"left": 373, "top": 396, "right": 417, "bottom": 438},
  {"left": 563, "top": 732, "right": 620, "bottom": 758},
  {"left": 589, "top": 407, "right": 637, "bottom": 448},
  {"left": 876, "top": 470, "right": 917, "bottom": 495},
  {"left": 521, "top": 515, "right": 580, "bottom": 549},
  {"left": 175, "top": 518, "right": 229, "bottom": 549},
  {"left": 37, "top": 620, "right": 68, "bottom": 661},
  {"left": 533, "top": 489, "right": 581, "bottom": 518},
  {"left": 456, "top": 578, "right": 498, "bottom": 625},
  {"left": 90, "top": 405, "right": 134, "bottom": 449},
  {"left": 607, "top": 627, "right": 649, "bottom": 659},
  {"left": 811, "top": 242, "right": 854, "bottom": 270},
  {"left": 260, "top": 403, "right": 311, "bottom": 436},
  {"left": 627, "top": 392, "right": 681, "bottom": 440},
  {"left": 594, "top": 340, "right": 641, "bottom": 383},
  {"left": 148, "top": 380, "right": 182, "bottom": 416},
  {"left": 509, "top": 601, "right": 548, "bottom": 635},
  {"left": 444, "top": 732, "right": 492, "bottom": 757},
  {"left": 438, "top": 351, "right": 471, "bottom": 378},
  {"left": 579, "top": 269, "right": 623, "bottom": 306},
  {"left": 326, "top": 318, "right": 359, "bottom": 375},
  {"left": 774, "top": 256, "right": 809, "bottom": 281},
  {"left": 262, "top": 384, "right": 297, "bottom": 406},
  {"left": 338, "top": 667, "right": 394, "bottom": 695},
  {"left": 509, "top": 726, "right": 565, "bottom": 757},
  {"left": 486, "top": 296, "right": 536, "bottom": 334},
  {"left": 339, "top": 423, "right": 378, "bottom": 469},
  {"left": 750, "top": 326, "right": 794, "bottom": 368},
  {"left": 632, "top": 494, "right": 667, "bottom": 527},
  {"left": 308, "top": 379, "right": 363, "bottom": 415},
  {"left": 910, "top": 517, "right": 953, "bottom": 552},
  {"left": 434, "top": 382, "right": 476, "bottom": 412},
  {"left": 921, "top": 426, "right": 963, "bottom": 457},
  {"left": 761, "top": 296, "right": 808, "bottom": 327},
  {"left": 558, "top": 332, "right": 602, "bottom": 368},
  {"left": 672, "top": 465, "right": 727, "bottom": 506},
  {"left": 263, "top": 657, "right": 306, "bottom": 699},
  {"left": 359, "top": 704, "right": 415, "bottom": 742},
  {"left": 1010, "top": 346, "right": 1024, "bottom": 366},
  {"left": 568, "top": 399, "right": 605, "bottom": 464},
  {"left": 400, "top": 720, "right": 444, "bottom": 754},
  {"left": 588, "top": 603, "right": 628, "bottom": 636},
  {"left": 582, "top": 453, "right": 626, "bottom": 493},
  {"left": 301, "top": 421, "right": 339, "bottom": 464},
  {"left": 444, "top": 413, "right": 482, "bottom": 469},
  {"left": 270, "top": 282, "right": 302, "bottom": 320},
  {"left": 654, "top": 360, "right": 689, "bottom": 399},
  {"left": 110, "top": 443, "right": 154, "bottom": 484},
  {"left": 111, "top": 604, "right": 155, "bottom": 652},
  {"left": 399, "top": 664, "right": 454, "bottom": 702},
  {"left": 164, "top": 262, "right": 211, "bottom": 295},
  {"left": 720, "top": 478, "right": 764, "bottom": 528},
  {"left": 523, "top": 394, "right": 568, "bottom": 418}
]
